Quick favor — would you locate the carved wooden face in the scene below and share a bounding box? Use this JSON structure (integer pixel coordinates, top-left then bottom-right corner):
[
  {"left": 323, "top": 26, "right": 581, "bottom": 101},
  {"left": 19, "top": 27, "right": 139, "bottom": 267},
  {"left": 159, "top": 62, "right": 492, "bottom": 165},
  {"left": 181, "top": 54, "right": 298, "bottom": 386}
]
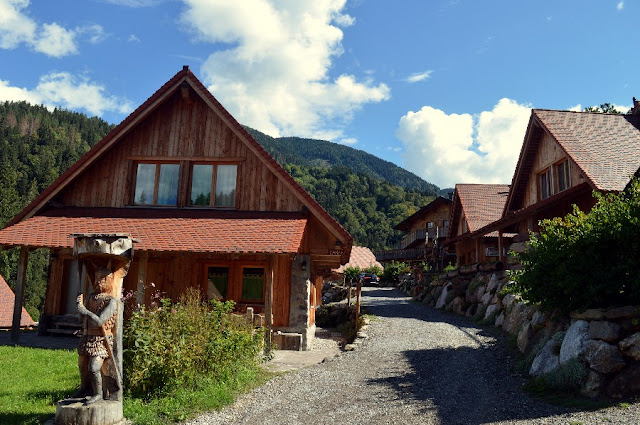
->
[{"left": 94, "top": 267, "right": 115, "bottom": 294}]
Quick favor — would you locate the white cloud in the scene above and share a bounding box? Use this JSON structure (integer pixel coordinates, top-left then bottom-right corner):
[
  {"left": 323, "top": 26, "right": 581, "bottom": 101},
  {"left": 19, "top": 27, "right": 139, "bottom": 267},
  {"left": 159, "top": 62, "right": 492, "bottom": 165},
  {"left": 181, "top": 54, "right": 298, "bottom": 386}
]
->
[
  {"left": 568, "top": 104, "right": 582, "bottom": 112},
  {"left": 78, "top": 24, "right": 108, "bottom": 44},
  {"left": 33, "top": 23, "right": 77, "bottom": 57},
  {"left": 396, "top": 98, "right": 531, "bottom": 188},
  {"left": 405, "top": 71, "right": 433, "bottom": 83},
  {"left": 617, "top": 1, "right": 624, "bottom": 11},
  {"left": 179, "top": 0, "right": 390, "bottom": 140},
  {"left": 127, "top": 34, "right": 141, "bottom": 42},
  {"left": 338, "top": 137, "right": 357, "bottom": 145},
  {"left": 0, "top": 72, "right": 133, "bottom": 116},
  {"left": 0, "top": 0, "right": 79, "bottom": 57}
]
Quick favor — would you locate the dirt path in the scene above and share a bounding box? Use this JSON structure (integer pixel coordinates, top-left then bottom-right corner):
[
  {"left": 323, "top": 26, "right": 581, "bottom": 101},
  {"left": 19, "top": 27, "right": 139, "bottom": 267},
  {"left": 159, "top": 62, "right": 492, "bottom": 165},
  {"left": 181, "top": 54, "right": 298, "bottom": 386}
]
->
[{"left": 187, "top": 286, "right": 639, "bottom": 425}]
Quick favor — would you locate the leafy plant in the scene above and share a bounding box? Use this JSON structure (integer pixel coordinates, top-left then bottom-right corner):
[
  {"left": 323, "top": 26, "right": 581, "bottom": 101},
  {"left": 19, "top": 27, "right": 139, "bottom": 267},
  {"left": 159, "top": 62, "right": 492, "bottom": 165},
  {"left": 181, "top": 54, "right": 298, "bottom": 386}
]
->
[
  {"left": 123, "top": 288, "right": 263, "bottom": 398},
  {"left": 443, "top": 262, "right": 457, "bottom": 272},
  {"left": 343, "top": 266, "right": 361, "bottom": 283},
  {"left": 364, "top": 265, "right": 383, "bottom": 276},
  {"left": 511, "top": 180, "right": 640, "bottom": 313},
  {"left": 381, "top": 261, "right": 408, "bottom": 282}
]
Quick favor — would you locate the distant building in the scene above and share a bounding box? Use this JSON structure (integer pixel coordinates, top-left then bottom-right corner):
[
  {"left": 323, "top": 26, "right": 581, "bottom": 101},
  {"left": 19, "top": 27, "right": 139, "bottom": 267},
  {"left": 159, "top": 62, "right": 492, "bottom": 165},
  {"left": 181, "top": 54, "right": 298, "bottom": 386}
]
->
[{"left": 0, "top": 274, "right": 35, "bottom": 328}]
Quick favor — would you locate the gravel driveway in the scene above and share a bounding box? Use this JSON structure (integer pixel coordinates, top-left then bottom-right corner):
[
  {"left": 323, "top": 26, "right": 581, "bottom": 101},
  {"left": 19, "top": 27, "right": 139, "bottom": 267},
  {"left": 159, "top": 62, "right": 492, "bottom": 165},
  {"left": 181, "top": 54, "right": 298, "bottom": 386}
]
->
[{"left": 186, "top": 286, "right": 639, "bottom": 425}]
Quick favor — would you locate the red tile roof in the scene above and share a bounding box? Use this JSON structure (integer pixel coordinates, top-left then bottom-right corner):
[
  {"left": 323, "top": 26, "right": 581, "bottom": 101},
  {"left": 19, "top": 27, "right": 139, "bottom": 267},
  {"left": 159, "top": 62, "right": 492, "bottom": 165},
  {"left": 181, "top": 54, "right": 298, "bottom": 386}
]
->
[
  {"left": 533, "top": 110, "right": 640, "bottom": 192},
  {"left": 0, "top": 274, "right": 36, "bottom": 328},
  {"left": 334, "top": 246, "right": 382, "bottom": 273},
  {"left": 0, "top": 208, "right": 307, "bottom": 254},
  {"left": 456, "top": 184, "right": 510, "bottom": 232},
  {"left": 4, "top": 67, "right": 352, "bottom": 252}
]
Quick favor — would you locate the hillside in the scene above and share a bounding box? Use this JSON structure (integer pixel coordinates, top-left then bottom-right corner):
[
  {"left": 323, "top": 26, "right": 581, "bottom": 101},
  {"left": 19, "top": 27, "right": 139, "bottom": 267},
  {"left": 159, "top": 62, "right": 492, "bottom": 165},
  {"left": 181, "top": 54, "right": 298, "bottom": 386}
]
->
[{"left": 244, "top": 127, "right": 440, "bottom": 195}]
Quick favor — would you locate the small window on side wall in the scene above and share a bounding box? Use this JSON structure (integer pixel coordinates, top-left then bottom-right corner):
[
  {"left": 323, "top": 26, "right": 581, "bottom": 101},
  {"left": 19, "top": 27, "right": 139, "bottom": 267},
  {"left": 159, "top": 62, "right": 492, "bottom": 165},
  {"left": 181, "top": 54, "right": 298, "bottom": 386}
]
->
[
  {"left": 134, "top": 163, "right": 179, "bottom": 206},
  {"left": 190, "top": 164, "right": 238, "bottom": 208},
  {"left": 241, "top": 267, "right": 264, "bottom": 301},
  {"left": 556, "top": 159, "right": 571, "bottom": 193}
]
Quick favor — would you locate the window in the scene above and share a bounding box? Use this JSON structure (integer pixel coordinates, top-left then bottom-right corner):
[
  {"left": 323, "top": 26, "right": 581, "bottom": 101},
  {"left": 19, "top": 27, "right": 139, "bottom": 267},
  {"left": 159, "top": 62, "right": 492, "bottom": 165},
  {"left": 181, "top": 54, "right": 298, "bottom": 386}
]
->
[
  {"left": 427, "top": 222, "right": 434, "bottom": 229},
  {"left": 190, "top": 164, "right": 238, "bottom": 208},
  {"left": 556, "top": 159, "right": 571, "bottom": 192},
  {"left": 207, "top": 267, "right": 229, "bottom": 300},
  {"left": 134, "top": 163, "right": 179, "bottom": 205},
  {"left": 442, "top": 220, "right": 450, "bottom": 227},
  {"left": 241, "top": 267, "right": 264, "bottom": 301},
  {"left": 538, "top": 168, "right": 552, "bottom": 200}
]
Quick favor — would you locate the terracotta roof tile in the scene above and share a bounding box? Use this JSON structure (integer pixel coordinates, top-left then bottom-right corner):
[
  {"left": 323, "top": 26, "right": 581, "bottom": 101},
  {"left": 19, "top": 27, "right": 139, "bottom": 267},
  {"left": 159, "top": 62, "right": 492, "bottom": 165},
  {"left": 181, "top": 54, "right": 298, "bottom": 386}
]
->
[
  {"left": 334, "top": 246, "right": 382, "bottom": 273},
  {"left": 0, "top": 208, "right": 307, "bottom": 254},
  {"left": 456, "top": 184, "right": 510, "bottom": 232},
  {"left": 534, "top": 110, "right": 640, "bottom": 192},
  {"left": 0, "top": 275, "right": 36, "bottom": 328}
]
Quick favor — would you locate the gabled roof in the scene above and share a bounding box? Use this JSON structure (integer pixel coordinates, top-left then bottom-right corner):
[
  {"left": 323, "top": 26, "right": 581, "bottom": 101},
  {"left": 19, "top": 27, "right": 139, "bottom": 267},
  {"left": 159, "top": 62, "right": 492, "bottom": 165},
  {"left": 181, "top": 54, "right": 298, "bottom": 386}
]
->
[
  {"left": 2, "top": 66, "right": 352, "bottom": 249},
  {"left": 0, "top": 275, "right": 36, "bottom": 328},
  {"left": 0, "top": 208, "right": 307, "bottom": 254},
  {"left": 394, "top": 197, "right": 452, "bottom": 232},
  {"left": 451, "top": 184, "right": 510, "bottom": 234},
  {"left": 506, "top": 109, "right": 640, "bottom": 213},
  {"left": 334, "top": 246, "right": 383, "bottom": 273}
]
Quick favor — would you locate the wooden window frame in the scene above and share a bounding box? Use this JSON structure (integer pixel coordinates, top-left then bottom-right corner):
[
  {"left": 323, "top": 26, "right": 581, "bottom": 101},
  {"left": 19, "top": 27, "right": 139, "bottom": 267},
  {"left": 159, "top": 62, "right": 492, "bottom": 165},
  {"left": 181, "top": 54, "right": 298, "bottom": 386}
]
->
[
  {"left": 555, "top": 159, "right": 571, "bottom": 193},
  {"left": 537, "top": 167, "right": 553, "bottom": 201},
  {"left": 132, "top": 161, "right": 181, "bottom": 206},
  {"left": 240, "top": 265, "right": 266, "bottom": 303},
  {"left": 188, "top": 162, "right": 239, "bottom": 209},
  {"left": 205, "top": 264, "right": 232, "bottom": 301}
]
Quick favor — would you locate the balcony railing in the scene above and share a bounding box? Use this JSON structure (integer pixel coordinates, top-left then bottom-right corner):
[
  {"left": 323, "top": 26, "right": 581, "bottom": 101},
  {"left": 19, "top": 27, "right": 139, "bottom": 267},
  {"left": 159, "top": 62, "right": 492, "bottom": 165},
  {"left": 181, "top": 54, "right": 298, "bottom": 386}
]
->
[
  {"left": 375, "top": 248, "right": 424, "bottom": 262},
  {"left": 427, "top": 226, "right": 449, "bottom": 242},
  {"left": 399, "top": 229, "right": 426, "bottom": 250}
]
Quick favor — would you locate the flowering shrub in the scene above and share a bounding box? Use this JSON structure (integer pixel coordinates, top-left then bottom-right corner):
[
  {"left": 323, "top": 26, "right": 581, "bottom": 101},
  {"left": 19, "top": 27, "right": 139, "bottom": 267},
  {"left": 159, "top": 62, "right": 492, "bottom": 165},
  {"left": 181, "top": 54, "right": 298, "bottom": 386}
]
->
[
  {"left": 511, "top": 180, "right": 640, "bottom": 313},
  {"left": 123, "top": 288, "right": 263, "bottom": 397}
]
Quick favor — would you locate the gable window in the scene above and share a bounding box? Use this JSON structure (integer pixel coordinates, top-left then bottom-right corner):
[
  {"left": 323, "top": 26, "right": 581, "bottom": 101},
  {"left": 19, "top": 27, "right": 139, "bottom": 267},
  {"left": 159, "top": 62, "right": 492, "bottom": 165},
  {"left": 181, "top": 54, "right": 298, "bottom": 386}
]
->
[
  {"left": 556, "top": 159, "right": 571, "bottom": 193},
  {"left": 134, "top": 163, "right": 179, "bottom": 205},
  {"left": 538, "top": 168, "right": 552, "bottom": 200},
  {"left": 427, "top": 222, "right": 434, "bottom": 229},
  {"left": 241, "top": 267, "right": 264, "bottom": 301},
  {"left": 190, "top": 164, "right": 238, "bottom": 208}
]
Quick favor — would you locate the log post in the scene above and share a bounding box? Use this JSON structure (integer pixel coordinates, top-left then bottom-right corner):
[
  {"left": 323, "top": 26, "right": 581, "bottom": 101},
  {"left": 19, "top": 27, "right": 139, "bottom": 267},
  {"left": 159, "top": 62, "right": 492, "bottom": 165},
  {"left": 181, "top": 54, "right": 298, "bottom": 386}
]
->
[
  {"left": 265, "top": 256, "right": 274, "bottom": 352},
  {"left": 355, "top": 277, "right": 362, "bottom": 329},
  {"left": 136, "top": 251, "right": 148, "bottom": 305},
  {"left": 498, "top": 230, "right": 504, "bottom": 263},
  {"left": 11, "top": 246, "right": 29, "bottom": 342}
]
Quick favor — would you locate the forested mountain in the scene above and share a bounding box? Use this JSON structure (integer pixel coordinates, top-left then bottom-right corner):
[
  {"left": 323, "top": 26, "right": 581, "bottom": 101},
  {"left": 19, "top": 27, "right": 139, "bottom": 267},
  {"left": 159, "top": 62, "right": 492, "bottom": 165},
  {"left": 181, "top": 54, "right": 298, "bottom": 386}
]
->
[
  {"left": 245, "top": 127, "right": 440, "bottom": 195},
  {"left": 0, "top": 101, "right": 438, "bottom": 319}
]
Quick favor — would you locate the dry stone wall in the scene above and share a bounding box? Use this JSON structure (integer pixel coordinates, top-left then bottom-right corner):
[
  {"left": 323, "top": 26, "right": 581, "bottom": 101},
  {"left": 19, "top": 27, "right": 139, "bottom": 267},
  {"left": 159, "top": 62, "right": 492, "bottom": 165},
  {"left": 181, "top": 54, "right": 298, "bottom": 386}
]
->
[{"left": 397, "top": 270, "right": 640, "bottom": 399}]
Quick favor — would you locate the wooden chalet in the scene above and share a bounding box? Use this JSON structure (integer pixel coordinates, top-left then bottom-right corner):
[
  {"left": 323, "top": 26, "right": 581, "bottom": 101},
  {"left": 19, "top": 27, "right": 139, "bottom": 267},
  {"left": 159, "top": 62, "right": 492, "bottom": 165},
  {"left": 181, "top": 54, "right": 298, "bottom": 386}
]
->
[
  {"left": 468, "top": 102, "right": 640, "bottom": 262},
  {"left": 376, "top": 196, "right": 453, "bottom": 269},
  {"left": 0, "top": 66, "right": 352, "bottom": 349},
  {"left": 446, "top": 184, "right": 512, "bottom": 267}
]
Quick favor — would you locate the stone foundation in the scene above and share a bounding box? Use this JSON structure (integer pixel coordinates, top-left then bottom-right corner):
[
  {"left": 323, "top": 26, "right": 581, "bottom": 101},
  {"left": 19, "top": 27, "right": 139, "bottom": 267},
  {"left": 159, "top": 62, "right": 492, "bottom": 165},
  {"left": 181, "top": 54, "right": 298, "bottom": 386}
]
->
[{"left": 402, "top": 270, "right": 640, "bottom": 399}]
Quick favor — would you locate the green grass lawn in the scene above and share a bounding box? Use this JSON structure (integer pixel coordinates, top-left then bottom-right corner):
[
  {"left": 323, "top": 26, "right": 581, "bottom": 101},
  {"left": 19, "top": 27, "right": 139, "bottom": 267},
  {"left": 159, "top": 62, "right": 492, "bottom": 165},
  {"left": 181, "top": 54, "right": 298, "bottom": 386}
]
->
[
  {"left": 0, "top": 345, "right": 271, "bottom": 425},
  {"left": 0, "top": 345, "right": 78, "bottom": 425}
]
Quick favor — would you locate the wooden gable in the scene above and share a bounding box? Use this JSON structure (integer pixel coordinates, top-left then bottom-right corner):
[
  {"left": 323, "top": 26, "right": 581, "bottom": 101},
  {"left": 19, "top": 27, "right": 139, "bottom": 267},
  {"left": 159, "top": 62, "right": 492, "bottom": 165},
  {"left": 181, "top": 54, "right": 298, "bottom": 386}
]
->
[{"left": 4, "top": 67, "right": 352, "bottom": 258}]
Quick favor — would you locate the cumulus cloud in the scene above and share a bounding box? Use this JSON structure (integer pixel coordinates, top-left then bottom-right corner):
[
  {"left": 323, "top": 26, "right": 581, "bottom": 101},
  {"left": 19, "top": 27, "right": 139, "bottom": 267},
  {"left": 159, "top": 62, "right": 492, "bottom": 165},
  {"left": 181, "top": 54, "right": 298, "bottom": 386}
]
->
[
  {"left": 179, "top": 0, "right": 390, "bottom": 140},
  {"left": 78, "top": 24, "right": 108, "bottom": 44},
  {"left": 396, "top": 98, "right": 531, "bottom": 188},
  {"left": 0, "top": 72, "right": 133, "bottom": 116},
  {"left": 127, "top": 34, "right": 141, "bottom": 42},
  {"left": 617, "top": 1, "right": 624, "bottom": 11},
  {"left": 338, "top": 137, "right": 357, "bottom": 145},
  {"left": 405, "top": 71, "right": 433, "bottom": 83},
  {"left": 0, "top": 0, "right": 83, "bottom": 57}
]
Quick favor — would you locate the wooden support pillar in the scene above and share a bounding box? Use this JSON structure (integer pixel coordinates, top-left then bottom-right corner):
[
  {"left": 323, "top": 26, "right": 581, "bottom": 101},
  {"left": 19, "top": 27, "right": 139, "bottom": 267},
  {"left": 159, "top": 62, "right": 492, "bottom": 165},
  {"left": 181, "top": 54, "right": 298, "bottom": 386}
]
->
[
  {"left": 475, "top": 238, "right": 480, "bottom": 264},
  {"left": 11, "top": 246, "right": 29, "bottom": 342},
  {"left": 498, "top": 230, "right": 504, "bottom": 263},
  {"left": 136, "top": 251, "right": 148, "bottom": 305},
  {"left": 265, "top": 255, "right": 274, "bottom": 351}
]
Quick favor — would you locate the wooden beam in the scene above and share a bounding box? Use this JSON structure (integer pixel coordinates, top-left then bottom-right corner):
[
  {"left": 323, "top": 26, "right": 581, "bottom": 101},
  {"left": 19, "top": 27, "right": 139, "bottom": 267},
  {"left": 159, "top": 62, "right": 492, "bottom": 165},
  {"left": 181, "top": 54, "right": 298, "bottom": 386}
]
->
[
  {"left": 136, "top": 251, "right": 148, "bottom": 305},
  {"left": 264, "top": 255, "right": 274, "bottom": 351},
  {"left": 475, "top": 238, "right": 479, "bottom": 264},
  {"left": 498, "top": 230, "right": 504, "bottom": 263},
  {"left": 11, "top": 246, "right": 29, "bottom": 342}
]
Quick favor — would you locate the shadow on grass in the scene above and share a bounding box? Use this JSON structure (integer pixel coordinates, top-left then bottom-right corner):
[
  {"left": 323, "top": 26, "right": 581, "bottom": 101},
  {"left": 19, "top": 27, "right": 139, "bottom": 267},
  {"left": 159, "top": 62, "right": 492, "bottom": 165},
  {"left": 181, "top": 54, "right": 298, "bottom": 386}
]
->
[{"left": 0, "top": 412, "right": 50, "bottom": 425}]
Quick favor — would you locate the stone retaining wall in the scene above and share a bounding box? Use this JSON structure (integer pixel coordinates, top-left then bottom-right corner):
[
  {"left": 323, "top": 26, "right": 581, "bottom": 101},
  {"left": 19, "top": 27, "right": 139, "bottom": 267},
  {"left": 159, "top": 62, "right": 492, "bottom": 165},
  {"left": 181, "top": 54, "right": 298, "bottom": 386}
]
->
[{"left": 398, "top": 271, "right": 640, "bottom": 399}]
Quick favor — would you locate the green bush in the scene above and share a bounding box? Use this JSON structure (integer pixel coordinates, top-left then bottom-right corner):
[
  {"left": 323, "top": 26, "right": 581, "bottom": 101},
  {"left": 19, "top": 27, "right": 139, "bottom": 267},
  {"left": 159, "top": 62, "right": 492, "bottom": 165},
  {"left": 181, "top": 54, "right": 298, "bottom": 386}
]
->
[
  {"left": 381, "top": 261, "right": 408, "bottom": 282},
  {"left": 443, "top": 262, "right": 457, "bottom": 272},
  {"left": 123, "top": 288, "right": 263, "bottom": 398},
  {"left": 343, "top": 266, "right": 361, "bottom": 283},
  {"left": 511, "top": 180, "right": 640, "bottom": 313},
  {"left": 364, "top": 265, "right": 383, "bottom": 276}
]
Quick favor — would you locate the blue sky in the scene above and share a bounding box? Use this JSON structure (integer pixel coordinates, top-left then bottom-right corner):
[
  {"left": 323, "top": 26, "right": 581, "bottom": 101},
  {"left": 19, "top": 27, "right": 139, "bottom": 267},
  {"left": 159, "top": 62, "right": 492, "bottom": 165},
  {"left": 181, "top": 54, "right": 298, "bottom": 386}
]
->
[{"left": 0, "top": 0, "right": 637, "bottom": 188}]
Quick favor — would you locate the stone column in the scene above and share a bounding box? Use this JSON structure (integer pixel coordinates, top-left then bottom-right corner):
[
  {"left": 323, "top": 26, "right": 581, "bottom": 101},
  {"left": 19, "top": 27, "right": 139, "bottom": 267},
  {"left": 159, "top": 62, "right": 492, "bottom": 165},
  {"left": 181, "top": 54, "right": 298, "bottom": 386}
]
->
[{"left": 287, "top": 255, "right": 313, "bottom": 350}]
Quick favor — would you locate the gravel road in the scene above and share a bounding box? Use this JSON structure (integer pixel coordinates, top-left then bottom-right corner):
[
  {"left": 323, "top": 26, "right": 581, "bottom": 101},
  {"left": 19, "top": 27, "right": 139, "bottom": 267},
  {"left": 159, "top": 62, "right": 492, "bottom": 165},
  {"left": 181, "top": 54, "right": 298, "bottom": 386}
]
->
[{"left": 186, "top": 286, "right": 639, "bottom": 425}]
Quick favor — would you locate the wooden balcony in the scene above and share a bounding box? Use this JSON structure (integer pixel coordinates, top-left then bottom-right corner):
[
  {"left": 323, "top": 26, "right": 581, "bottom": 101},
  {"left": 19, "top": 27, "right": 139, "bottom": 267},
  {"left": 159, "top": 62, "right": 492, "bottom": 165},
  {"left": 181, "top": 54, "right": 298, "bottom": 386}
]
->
[
  {"left": 399, "top": 229, "right": 426, "bottom": 250},
  {"left": 375, "top": 248, "right": 424, "bottom": 262}
]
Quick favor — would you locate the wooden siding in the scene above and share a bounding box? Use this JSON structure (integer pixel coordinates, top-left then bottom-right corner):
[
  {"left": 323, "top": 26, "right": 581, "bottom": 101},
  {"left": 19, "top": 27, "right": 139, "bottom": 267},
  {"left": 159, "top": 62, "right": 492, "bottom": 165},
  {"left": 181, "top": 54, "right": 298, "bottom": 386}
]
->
[
  {"left": 57, "top": 88, "right": 304, "bottom": 213},
  {"left": 455, "top": 237, "right": 499, "bottom": 266},
  {"left": 522, "top": 132, "right": 587, "bottom": 209},
  {"left": 408, "top": 202, "right": 451, "bottom": 233}
]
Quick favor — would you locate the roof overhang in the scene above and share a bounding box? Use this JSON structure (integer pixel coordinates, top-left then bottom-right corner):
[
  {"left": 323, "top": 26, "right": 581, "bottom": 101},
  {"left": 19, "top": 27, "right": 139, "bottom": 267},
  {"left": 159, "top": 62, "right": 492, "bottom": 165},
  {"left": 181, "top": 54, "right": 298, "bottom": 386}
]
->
[{"left": 0, "top": 208, "right": 307, "bottom": 254}]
